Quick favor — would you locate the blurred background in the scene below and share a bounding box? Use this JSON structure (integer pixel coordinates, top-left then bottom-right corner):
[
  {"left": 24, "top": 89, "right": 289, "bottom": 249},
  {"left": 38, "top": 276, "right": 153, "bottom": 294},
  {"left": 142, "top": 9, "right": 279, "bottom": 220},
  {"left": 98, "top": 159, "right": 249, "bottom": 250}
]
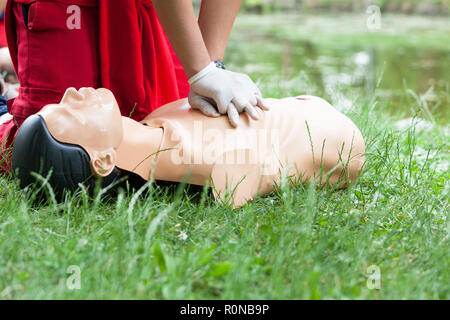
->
[{"left": 194, "top": 0, "right": 449, "bottom": 123}]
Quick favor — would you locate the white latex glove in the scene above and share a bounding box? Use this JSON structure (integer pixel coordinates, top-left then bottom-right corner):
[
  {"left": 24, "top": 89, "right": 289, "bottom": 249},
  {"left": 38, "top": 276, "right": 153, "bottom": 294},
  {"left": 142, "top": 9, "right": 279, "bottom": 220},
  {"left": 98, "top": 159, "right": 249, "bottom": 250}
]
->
[
  {"left": 188, "top": 62, "right": 270, "bottom": 127},
  {"left": 188, "top": 91, "right": 220, "bottom": 117}
]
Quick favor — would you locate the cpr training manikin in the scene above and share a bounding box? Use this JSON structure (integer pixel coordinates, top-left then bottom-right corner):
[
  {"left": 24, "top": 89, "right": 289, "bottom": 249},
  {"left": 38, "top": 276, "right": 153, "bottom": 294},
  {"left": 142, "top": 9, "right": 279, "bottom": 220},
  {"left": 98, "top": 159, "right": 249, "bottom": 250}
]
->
[{"left": 12, "top": 87, "right": 365, "bottom": 207}]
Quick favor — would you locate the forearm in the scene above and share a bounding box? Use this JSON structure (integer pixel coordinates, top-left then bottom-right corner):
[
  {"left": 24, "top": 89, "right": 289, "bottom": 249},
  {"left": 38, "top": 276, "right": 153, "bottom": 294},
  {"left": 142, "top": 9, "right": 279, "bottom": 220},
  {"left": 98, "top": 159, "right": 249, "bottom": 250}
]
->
[
  {"left": 152, "top": 0, "right": 211, "bottom": 78},
  {"left": 198, "top": 0, "right": 242, "bottom": 61},
  {"left": 0, "top": 0, "right": 7, "bottom": 13}
]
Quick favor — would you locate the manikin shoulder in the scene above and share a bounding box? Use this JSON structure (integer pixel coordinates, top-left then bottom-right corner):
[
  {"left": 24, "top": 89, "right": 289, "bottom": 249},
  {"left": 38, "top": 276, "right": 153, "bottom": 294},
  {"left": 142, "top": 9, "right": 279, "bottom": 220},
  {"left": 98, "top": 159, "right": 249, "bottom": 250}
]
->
[{"left": 141, "top": 98, "right": 191, "bottom": 123}]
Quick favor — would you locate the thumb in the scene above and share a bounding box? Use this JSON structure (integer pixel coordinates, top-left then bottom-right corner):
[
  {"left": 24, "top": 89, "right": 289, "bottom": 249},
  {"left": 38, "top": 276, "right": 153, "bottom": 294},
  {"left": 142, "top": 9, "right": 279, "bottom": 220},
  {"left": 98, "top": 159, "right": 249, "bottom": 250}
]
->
[{"left": 189, "top": 93, "right": 221, "bottom": 117}]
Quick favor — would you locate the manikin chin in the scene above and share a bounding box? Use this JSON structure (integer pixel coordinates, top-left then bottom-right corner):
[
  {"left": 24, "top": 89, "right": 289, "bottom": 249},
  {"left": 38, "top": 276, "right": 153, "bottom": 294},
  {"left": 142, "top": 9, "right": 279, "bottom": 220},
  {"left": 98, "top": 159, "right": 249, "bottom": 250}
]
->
[{"left": 12, "top": 87, "right": 366, "bottom": 208}]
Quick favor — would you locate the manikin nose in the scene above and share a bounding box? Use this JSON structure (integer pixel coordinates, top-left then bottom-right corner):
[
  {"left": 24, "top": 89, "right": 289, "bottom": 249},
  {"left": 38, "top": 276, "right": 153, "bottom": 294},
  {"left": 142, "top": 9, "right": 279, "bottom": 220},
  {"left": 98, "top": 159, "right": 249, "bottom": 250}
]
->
[
  {"left": 79, "top": 87, "right": 97, "bottom": 98},
  {"left": 64, "top": 87, "right": 84, "bottom": 101}
]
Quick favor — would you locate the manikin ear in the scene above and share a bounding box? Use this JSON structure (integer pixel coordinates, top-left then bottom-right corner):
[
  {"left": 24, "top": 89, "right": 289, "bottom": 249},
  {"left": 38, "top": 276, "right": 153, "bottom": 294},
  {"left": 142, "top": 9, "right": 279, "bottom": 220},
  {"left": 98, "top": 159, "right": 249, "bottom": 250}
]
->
[{"left": 90, "top": 149, "right": 117, "bottom": 177}]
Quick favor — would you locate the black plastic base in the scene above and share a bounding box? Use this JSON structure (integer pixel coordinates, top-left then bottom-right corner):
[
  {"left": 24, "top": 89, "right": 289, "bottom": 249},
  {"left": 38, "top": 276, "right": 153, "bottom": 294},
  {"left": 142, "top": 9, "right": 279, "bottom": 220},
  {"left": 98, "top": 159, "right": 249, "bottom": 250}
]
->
[{"left": 11, "top": 114, "right": 122, "bottom": 199}]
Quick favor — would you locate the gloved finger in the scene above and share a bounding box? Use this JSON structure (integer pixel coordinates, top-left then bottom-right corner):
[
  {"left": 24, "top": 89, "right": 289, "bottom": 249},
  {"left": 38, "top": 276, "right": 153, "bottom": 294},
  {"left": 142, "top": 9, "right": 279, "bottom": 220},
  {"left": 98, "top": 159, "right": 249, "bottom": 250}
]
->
[
  {"left": 249, "top": 95, "right": 258, "bottom": 107},
  {"left": 198, "top": 102, "right": 221, "bottom": 117},
  {"left": 232, "top": 96, "right": 248, "bottom": 113},
  {"left": 254, "top": 86, "right": 263, "bottom": 98},
  {"left": 194, "top": 98, "right": 221, "bottom": 117},
  {"left": 215, "top": 94, "right": 231, "bottom": 114},
  {"left": 237, "top": 73, "right": 262, "bottom": 97},
  {"left": 256, "top": 95, "right": 270, "bottom": 111},
  {"left": 244, "top": 103, "right": 260, "bottom": 120},
  {"left": 189, "top": 93, "right": 221, "bottom": 117},
  {"left": 227, "top": 102, "right": 240, "bottom": 128}
]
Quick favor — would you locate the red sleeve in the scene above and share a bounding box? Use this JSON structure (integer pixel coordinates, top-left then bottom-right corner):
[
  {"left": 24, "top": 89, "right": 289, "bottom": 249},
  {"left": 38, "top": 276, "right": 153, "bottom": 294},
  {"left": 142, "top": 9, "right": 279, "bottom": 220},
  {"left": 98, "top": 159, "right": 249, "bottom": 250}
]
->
[
  {"left": 5, "top": 0, "right": 18, "bottom": 73},
  {"left": 99, "top": 0, "right": 187, "bottom": 120}
]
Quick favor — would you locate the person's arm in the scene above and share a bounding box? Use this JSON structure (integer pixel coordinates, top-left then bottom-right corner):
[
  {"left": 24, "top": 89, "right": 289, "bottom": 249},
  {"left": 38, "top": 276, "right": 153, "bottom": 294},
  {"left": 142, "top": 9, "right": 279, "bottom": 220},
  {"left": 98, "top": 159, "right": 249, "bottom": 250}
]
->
[
  {"left": 0, "top": 0, "right": 6, "bottom": 13},
  {"left": 152, "top": 0, "right": 211, "bottom": 78},
  {"left": 198, "top": 0, "right": 242, "bottom": 62},
  {"left": 198, "top": 0, "right": 242, "bottom": 61},
  {"left": 152, "top": 0, "right": 267, "bottom": 127}
]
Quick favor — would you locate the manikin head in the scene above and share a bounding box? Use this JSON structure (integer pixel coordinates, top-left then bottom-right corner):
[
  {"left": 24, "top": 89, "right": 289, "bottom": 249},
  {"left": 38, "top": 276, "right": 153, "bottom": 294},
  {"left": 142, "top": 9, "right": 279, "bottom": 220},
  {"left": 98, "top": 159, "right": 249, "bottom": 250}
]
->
[
  {"left": 12, "top": 88, "right": 125, "bottom": 196},
  {"left": 38, "top": 87, "right": 123, "bottom": 177}
]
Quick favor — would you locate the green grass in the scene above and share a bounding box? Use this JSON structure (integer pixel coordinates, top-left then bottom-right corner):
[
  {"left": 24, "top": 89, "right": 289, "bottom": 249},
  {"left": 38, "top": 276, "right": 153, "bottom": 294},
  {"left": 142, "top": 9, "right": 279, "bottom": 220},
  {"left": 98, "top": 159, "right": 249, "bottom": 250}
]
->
[{"left": 0, "top": 14, "right": 449, "bottom": 299}]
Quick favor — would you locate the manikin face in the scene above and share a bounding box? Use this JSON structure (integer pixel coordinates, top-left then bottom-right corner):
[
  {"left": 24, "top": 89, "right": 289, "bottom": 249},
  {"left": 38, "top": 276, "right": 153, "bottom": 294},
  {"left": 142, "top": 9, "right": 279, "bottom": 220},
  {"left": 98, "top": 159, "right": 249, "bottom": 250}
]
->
[{"left": 39, "top": 87, "right": 123, "bottom": 177}]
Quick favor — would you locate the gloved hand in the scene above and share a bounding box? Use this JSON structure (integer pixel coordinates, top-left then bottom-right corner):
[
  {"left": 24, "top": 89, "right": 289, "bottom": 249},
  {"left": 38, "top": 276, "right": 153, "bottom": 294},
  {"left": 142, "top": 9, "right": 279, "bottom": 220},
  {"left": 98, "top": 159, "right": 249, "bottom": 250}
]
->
[
  {"left": 188, "top": 91, "right": 221, "bottom": 118},
  {"left": 188, "top": 62, "right": 269, "bottom": 127}
]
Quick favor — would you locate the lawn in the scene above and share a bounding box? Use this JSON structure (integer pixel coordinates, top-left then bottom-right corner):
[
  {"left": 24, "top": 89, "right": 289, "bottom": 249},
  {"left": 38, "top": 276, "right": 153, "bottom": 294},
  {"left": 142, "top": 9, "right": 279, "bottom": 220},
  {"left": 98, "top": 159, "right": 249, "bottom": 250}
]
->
[{"left": 0, "top": 13, "right": 448, "bottom": 299}]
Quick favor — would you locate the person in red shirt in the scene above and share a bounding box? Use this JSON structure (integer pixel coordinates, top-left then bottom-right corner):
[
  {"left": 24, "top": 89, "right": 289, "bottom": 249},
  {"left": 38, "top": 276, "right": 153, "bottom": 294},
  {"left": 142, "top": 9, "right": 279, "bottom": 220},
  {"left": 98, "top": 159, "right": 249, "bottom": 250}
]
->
[
  {"left": 0, "top": 0, "right": 7, "bottom": 48},
  {"left": 0, "top": 0, "right": 266, "bottom": 172},
  {"left": 0, "top": 0, "right": 17, "bottom": 100}
]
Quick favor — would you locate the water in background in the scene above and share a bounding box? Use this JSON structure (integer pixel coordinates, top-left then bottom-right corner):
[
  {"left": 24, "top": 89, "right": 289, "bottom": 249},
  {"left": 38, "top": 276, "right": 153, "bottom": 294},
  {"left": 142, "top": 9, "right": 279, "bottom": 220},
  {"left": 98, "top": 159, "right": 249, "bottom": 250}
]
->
[{"left": 227, "top": 14, "right": 449, "bottom": 123}]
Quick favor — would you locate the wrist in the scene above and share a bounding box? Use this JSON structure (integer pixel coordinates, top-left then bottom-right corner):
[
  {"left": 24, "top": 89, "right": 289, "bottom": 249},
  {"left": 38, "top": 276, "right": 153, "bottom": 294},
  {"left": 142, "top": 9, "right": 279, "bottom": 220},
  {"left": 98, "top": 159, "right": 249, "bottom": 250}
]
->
[
  {"left": 188, "top": 61, "right": 216, "bottom": 85},
  {"left": 186, "top": 57, "right": 213, "bottom": 78},
  {"left": 214, "top": 60, "right": 226, "bottom": 70}
]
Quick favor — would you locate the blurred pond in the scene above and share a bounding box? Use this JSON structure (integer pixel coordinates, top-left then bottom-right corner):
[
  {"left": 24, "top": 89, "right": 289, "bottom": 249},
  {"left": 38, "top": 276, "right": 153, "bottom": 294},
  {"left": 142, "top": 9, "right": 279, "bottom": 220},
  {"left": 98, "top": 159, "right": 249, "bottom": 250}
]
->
[{"left": 227, "top": 14, "right": 449, "bottom": 123}]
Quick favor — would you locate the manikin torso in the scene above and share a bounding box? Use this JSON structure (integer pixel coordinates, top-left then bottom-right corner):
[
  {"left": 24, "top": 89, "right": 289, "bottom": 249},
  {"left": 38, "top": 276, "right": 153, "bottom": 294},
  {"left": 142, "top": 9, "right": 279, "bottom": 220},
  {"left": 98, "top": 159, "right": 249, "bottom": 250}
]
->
[{"left": 115, "top": 96, "right": 363, "bottom": 206}]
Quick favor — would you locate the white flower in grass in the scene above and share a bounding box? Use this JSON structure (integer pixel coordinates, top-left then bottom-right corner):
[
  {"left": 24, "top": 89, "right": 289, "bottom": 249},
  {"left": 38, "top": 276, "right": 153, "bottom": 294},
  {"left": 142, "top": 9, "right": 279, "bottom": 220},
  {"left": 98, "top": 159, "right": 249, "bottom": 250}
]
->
[{"left": 178, "top": 231, "right": 188, "bottom": 241}]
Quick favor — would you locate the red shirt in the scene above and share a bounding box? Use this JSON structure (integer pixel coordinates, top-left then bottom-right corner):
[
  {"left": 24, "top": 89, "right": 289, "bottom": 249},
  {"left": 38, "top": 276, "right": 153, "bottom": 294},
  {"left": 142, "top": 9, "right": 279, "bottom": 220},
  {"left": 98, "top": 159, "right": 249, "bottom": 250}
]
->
[
  {"left": 0, "top": 0, "right": 189, "bottom": 173},
  {"left": 6, "top": 0, "right": 189, "bottom": 121}
]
